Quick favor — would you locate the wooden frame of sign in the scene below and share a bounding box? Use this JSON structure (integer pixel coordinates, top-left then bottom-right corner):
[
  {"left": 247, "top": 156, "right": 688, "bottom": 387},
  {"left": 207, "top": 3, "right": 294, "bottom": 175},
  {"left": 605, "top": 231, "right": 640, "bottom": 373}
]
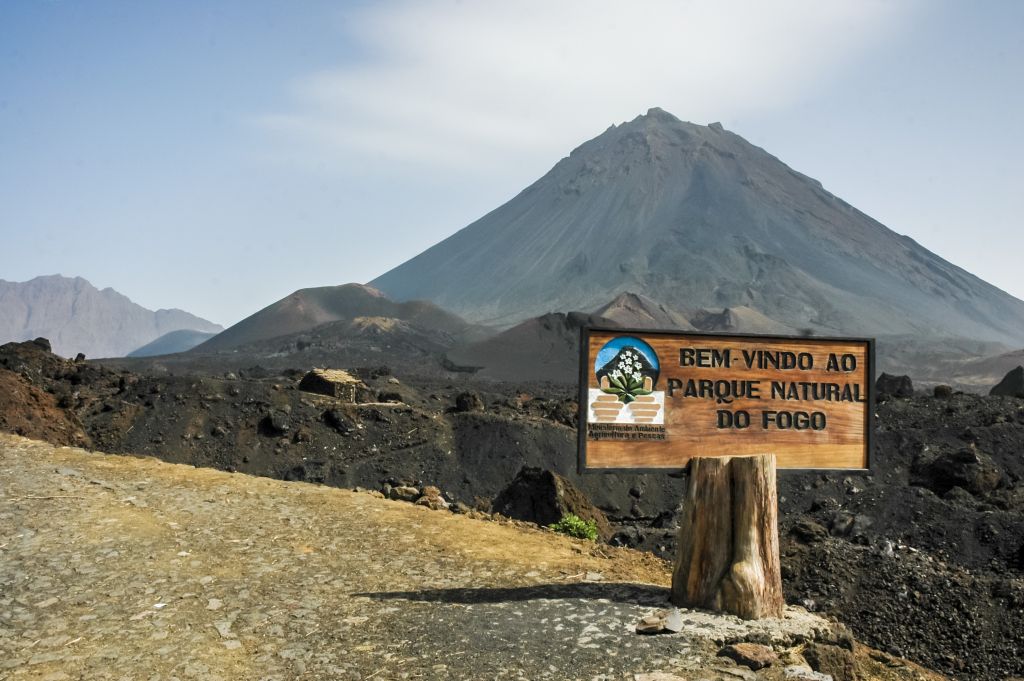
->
[
  {"left": 577, "top": 327, "right": 874, "bottom": 474},
  {"left": 578, "top": 327, "right": 873, "bottom": 619}
]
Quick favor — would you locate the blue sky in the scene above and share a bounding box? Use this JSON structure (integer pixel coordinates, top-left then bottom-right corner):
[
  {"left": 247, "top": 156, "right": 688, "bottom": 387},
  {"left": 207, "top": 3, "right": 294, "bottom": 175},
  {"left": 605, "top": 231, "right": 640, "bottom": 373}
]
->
[
  {"left": 595, "top": 337, "right": 660, "bottom": 377},
  {"left": 1, "top": 1, "right": 1021, "bottom": 326}
]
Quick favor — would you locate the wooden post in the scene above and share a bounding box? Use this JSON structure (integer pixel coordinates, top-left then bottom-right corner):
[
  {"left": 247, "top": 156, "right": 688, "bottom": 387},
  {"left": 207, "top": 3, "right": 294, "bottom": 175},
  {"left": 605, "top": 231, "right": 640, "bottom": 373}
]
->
[{"left": 670, "top": 453, "right": 784, "bottom": 619}]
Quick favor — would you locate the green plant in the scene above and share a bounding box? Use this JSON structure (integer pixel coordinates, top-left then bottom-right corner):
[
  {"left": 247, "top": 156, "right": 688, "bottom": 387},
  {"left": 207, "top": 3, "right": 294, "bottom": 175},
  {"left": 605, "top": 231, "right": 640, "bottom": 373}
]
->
[
  {"left": 549, "top": 513, "right": 598, "bottom": 541},
  {"left": 601, "top": 349, "right": 652, "bottom": 404}
]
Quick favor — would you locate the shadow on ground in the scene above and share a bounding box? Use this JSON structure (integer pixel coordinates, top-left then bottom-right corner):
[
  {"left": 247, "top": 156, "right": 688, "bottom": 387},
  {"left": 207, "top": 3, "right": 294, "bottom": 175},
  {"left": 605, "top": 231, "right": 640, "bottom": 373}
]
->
[{"left": 354, "top": 581, "right": 670, "bottom": 606}]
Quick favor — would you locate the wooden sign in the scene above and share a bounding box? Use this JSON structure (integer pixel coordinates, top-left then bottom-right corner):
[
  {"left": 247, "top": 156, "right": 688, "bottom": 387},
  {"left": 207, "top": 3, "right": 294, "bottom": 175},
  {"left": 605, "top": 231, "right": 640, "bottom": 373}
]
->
[{"left": 578, "top": 328, "right": 873, "bottom": 471}]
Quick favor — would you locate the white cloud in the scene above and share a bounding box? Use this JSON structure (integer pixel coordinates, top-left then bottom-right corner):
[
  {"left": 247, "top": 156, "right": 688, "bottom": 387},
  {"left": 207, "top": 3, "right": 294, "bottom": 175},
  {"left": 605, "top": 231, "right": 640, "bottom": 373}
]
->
[{"left": 257, "top": 0, "right": 916, "bottom": 171}]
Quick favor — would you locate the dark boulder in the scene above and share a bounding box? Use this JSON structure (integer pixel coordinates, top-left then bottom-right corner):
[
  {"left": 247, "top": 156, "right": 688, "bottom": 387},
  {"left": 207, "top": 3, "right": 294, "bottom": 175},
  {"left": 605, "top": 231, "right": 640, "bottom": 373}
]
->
[
  {"left": 933, "top": 384, "right": 953, "bottom": 399},
  {"left": 259, "top": 410, "right": 290, "bottom": 436},
  {"left": 454, "top": 391, "right": 484, "bottom": 413},
  {"left": 990, "top": 366, "right": 1024, "bottom": 398},
  {"left": 610, "top": 526, "right": 643, "bottom": 548},
  {"left": 31, "top": 337, "right": 52, "bottom": 353},
  {"left": 322, "top": 408, "right": 354, "bottom": 434},
  {"left": 790, "top": 517, "right": 829, "bottom": 544},
  {"left": 912, "top": 446, "right": 1002, "bottom": 496},
  {"left": 492, "top": 466, "right": 612, "bottom": 540},
  {"left": 828, "top": 511, "right": 873, "bottom": 542},
  {"left": 876, "top": 373, "right": 913, "bottom": 400}
]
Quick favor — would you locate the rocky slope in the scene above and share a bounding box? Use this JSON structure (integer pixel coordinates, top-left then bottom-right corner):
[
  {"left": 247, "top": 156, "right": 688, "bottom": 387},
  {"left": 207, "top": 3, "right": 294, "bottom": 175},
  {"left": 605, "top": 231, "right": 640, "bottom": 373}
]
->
[
  {"left": 0, "top": 275, "right": 221, "bottom": 358},
  {"left": 371, "top": 108, "right": 1024, "bottom": 348},
  {"left": 1, "top": 339, "right": 1022, "bottom": 679},
  {"left": 1, "top": 433, "right": 946, "bottom": 681},
  {"left": 446, "top": 311, "right": 616, "bottom": 382},
  {"left": 444, "top": 294, "right": 800, "bottom": 383}
]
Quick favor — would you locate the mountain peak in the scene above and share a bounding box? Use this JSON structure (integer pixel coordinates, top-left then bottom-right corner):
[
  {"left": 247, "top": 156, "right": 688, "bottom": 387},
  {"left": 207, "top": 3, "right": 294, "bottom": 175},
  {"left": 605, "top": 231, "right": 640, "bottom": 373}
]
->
[
  {"left": 629, "top": 108, "right": 725, "bottom": 138},
  {"left": 371, "top": 110, "right": 1024, "bottom": 345},
  {"left": 640, "top": 107, "right": 681, "bottom": 124},
  {"left": 593, "top": 292, "right": 695, "bottom": 331}
]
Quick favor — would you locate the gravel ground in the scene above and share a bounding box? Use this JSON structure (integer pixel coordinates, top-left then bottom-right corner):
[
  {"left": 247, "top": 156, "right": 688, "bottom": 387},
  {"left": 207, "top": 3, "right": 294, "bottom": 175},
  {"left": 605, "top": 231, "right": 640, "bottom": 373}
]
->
[{"left": 0, "top": 434, "right": 943, "bottom": 681}]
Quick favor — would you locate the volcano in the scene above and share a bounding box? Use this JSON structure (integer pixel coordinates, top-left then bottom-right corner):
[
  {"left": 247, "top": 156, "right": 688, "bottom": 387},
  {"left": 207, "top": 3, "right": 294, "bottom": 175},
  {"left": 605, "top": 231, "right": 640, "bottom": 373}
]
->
[{"left": 371, "top": 108, "right": 1024, "bottom": 347}]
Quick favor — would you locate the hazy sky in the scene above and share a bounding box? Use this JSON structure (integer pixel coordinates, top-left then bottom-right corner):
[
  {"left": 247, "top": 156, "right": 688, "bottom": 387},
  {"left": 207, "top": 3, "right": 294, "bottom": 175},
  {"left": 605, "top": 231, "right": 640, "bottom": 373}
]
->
[{"left": 1, "top": 1, "right": 1021, "bottom": 327}]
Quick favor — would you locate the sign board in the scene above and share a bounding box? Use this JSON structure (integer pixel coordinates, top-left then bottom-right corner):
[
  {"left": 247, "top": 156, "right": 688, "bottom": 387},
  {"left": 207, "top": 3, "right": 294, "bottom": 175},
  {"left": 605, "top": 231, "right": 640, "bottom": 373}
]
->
[{"left": 578, "top": 328, "right": 873, "bottom": 472}]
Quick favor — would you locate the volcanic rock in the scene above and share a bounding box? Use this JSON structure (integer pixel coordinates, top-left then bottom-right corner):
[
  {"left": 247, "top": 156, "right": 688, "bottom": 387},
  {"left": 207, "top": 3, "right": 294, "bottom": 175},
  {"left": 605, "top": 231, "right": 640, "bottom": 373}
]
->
[
  {"left": 783, "top": 666, "right": 833, "bottom": 680},
  {"left": 389, "top": 486, "right": 420, "bottom": 503},
  {"left": 415, "top": 485, "right": 449, "bottom": 510},
  {"left": 635, "top": 612, "right": 668, "bottom": 635},
  {"left": 802, "top": 643, "right": 858, "bottom": 681},
  {"left": 876, "top": 373, "right": 914, "bottom": 400},
  {"left": 990, "top": 366, "right": 1024, "bottom": 398},
  {"left": 790, "top": 517, "right": 829, "bottom": 544},
  {"left": 912, "top": 446, "right": 1002, "bottom": 496},
  {"left": 718, "top": 643, "right": 778, "bottom": 670},
  {"left": 321, "top": 408, "right": 355, "bottom": 434},
  {"left": 491, "top": 466, "right": 612, "bottom": 540},
  {"left": 453, "top": 392, "right": 484, "bottom": 413},
  {"left": 259, "top": 410, "right": 290, "bottom": 436}
]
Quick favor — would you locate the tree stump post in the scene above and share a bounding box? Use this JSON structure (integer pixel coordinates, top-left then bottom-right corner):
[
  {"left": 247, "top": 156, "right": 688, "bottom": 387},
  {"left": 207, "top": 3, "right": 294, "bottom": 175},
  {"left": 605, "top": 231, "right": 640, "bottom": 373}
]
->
[{"left": 670, "top": 453, "right": 784, "bottom": 619}]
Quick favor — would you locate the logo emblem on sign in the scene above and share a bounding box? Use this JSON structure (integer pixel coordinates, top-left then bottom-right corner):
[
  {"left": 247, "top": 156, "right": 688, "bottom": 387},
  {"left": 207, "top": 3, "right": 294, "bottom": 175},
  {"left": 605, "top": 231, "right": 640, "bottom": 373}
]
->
[{"left": 589, "top": 336, "right": 665, "bottom": 425}]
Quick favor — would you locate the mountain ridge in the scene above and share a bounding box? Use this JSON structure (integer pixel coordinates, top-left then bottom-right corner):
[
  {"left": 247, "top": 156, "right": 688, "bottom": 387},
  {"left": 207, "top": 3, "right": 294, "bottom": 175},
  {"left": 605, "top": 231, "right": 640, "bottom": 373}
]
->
[
  {"left": 192, "top": 282, "right": 490, "bottom": 354},
  {"left": 0, "top": 275, "right": 222, "bottom": 358},
  {"left": 371, "top": 108, "right": 1024, "bottom": 346}
]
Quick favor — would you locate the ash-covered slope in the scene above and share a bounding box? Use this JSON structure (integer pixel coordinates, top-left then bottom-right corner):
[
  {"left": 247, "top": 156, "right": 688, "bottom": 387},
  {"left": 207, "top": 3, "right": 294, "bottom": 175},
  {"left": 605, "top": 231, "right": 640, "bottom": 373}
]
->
[
  {"left": 0, "top": 275, "right": 222, "bottom": 358},
  {"left": 688, "top": 306, "right": 797, "bottom": 335},
  {"left": 592, "top": 292, "right": 695, "bottom": 330},
  {"left": 372, "top": 108, "right": 1024, "bottom": 345},
  {"left": 446, "top": 312, "right": 616, "bottom": 383},
  {"left": 194, "top": 283, "right": 489, "bottom": 353},
  {"left": 128, "top": 329, "right": 219, "bottom": 357},
  {"left": 445, "top": 293, "right": 804, "bottom": 384}
]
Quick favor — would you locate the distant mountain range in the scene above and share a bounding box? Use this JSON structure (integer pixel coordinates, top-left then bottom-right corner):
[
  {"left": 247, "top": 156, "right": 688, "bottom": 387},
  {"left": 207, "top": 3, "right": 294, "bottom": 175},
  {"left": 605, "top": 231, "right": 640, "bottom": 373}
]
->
[
  {"left": 0, "top": 275, "right": 222, "bottom": 358},
  {"left": 371, "top": 108, "right": 1024, "bottom": 348}
]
